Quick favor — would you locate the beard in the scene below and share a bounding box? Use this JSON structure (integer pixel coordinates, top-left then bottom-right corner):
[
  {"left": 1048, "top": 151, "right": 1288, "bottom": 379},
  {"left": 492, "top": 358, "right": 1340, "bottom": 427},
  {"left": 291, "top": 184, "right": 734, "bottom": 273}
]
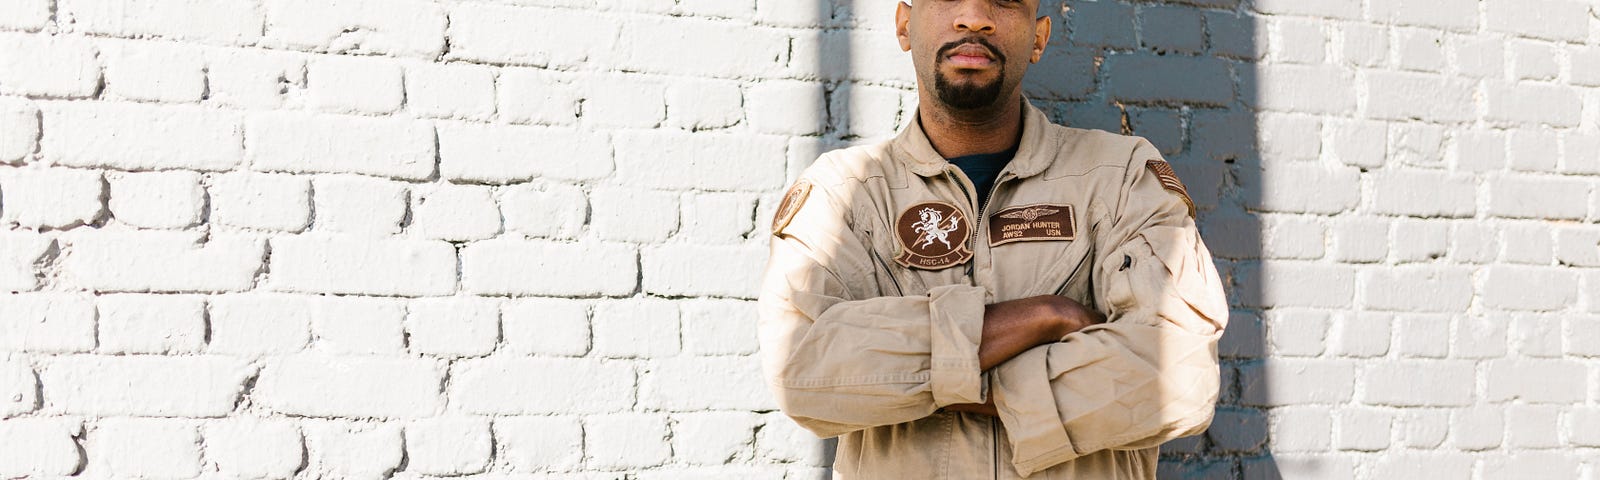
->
[{"left": 932, "top": 38, "right": 1007, "bottom": 111}]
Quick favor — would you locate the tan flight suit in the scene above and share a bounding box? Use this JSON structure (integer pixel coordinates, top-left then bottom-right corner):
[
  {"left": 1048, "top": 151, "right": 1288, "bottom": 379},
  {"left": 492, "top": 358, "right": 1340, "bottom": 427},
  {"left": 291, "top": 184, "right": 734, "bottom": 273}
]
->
[{"left": 757, "top": 101, "right": 1229, "bottom": 479}]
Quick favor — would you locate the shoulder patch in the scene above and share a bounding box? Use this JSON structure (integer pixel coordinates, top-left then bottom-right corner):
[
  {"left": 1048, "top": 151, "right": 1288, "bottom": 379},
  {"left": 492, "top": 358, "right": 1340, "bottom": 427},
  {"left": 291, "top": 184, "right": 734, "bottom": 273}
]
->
[
  {"left": 771, "top": 180, "right": 811, "bottom": 236},
  {"left": 894, "top": 201, "right": 973, "bottom": 270},
  {"left": 1146, "top": 159, "right": 1196, "bottom": 218}
]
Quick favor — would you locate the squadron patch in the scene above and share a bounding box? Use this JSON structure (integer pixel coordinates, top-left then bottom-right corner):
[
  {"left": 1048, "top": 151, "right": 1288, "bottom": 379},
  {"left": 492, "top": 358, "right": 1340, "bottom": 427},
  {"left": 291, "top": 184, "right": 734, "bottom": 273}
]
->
[
  {"left": 1146, "top": 160, "right": 1196, "bottom": 218},
  {"left": 894, "top": 201, "right": 973, "bottom": 270},
  {"left": 771, "top": 180, "right": 811, "bottom": 236},
  {"left": 988, "top": 203, "right": 1076, "bottom": 246}
]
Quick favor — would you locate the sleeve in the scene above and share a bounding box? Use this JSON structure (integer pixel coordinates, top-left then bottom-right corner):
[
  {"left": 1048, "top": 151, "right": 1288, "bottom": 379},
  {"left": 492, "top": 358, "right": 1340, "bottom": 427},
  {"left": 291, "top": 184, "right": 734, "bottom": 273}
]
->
[
  {"left": 989, "top": 139, "right": 1230, "bottom": 476},
  {"left": 756, "top": 172, "right": 989, "bottom": 439}
]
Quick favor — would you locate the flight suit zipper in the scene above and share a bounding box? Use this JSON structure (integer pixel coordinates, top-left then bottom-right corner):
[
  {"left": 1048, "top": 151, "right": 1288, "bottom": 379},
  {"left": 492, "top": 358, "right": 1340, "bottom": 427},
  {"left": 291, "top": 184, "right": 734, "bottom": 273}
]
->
[{"left": 943, "top": 166, "right": 1011, "bottom": 480}]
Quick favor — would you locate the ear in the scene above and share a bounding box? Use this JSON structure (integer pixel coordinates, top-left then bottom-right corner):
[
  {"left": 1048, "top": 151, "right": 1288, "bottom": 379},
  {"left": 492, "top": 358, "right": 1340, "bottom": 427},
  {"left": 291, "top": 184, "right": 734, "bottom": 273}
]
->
[
  {"left": 896, "top": 2, "right": 912, "bottom": 52},
  {"left": 1031, "top": 15, "right": 1051, "bottom": 63}
]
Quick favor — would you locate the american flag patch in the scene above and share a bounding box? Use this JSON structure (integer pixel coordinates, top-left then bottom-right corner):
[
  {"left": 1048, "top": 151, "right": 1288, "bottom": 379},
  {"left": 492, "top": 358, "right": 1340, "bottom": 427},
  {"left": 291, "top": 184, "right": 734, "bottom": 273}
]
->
[{"left": 1146, "top": 160, "right": 1196, "bottom": 218}]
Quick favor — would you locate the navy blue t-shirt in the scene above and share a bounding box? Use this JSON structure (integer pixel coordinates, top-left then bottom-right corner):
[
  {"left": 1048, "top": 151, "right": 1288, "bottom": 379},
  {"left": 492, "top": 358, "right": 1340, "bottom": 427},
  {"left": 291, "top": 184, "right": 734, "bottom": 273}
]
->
[{"left": 948, "top": 145, "right": 1018, "bottom": 212}]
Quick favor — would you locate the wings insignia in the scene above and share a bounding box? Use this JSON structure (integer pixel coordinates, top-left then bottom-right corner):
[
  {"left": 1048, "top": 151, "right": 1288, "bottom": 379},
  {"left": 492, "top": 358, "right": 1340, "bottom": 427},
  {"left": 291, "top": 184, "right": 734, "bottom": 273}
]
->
[{"left": 999, "top": 207, "right": 1060, "bottom": 223}]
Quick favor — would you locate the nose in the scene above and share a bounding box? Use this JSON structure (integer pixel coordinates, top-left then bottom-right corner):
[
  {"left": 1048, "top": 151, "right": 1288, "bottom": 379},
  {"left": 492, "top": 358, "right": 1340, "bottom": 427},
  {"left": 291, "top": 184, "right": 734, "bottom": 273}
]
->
[{"left": 951, "top": 1, "right": 996, "bottom": 34}]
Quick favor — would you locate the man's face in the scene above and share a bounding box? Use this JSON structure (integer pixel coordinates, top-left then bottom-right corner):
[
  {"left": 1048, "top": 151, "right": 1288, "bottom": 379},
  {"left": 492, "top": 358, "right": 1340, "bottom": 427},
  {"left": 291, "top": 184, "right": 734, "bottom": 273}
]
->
[{"left": 897, "top": 1, "right": 1050, "bottom": 112}]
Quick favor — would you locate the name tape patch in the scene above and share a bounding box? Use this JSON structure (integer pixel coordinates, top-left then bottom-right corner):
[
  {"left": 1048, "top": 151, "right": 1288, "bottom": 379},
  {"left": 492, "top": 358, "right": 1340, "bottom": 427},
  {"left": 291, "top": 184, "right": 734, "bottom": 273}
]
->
[{"left": 988, "top": 203, "right": 1076, "bottom": 246}]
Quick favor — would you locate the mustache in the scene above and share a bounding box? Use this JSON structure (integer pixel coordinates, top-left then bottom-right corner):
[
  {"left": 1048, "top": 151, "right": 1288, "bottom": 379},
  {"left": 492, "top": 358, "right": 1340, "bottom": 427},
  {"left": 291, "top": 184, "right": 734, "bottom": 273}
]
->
[{"left": 935, "top": 37, "right": 1007, "bottom": 64}]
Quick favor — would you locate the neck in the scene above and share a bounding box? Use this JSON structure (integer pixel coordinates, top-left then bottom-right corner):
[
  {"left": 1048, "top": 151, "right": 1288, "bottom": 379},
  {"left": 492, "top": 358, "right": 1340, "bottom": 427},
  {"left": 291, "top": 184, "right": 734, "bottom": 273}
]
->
[{"left": 917, "top": 91, "right": 1025, "bottom": 159}]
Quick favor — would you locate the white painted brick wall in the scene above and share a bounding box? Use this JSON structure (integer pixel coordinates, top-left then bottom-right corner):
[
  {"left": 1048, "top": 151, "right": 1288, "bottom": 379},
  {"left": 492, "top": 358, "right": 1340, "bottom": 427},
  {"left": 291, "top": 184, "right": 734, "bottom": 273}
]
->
[{"left": 0, "top": 1, "right": 1595, "bottom": 479}]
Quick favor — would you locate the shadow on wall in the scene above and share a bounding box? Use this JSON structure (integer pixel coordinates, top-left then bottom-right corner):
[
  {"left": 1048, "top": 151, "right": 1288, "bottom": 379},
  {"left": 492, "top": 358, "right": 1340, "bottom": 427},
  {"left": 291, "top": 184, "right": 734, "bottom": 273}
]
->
[{"left": 807, "top": 0, "right": 1273, "bottom": 478}]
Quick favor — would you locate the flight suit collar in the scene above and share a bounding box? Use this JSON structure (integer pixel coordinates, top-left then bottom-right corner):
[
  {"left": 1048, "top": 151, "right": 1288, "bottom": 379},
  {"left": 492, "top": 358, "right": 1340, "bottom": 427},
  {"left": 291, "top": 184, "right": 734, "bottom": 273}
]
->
[{"left": 892, "top": 97, "right": 1054, "bottom": 180}]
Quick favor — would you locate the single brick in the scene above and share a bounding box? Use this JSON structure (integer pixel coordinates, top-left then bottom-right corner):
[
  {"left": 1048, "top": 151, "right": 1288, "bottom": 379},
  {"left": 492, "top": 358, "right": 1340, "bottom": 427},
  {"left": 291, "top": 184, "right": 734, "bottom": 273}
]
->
[
  {"left": 205, "top": 49, "right": 306, "bottom": 109},
  {"left": 1360, "top": 267, "right": 1474, "bottom": 312},
  {"left": 301, "top": 421, "right": 403, "bottom": 478},
  {"left": 308, "top": 296, "right": 406, "bottom": 355},
  {"left": 262, "top": 0, "right": 445, "bottom": 57},
  {"left": 446, "top": 4, "right": 618, "bottom": 68},
  {"left": 100, "top": 40, "right": 206, "bottom": 103},
  {"left": 1238, "top": 359, "right": 1354, "bottom": 406},
  {"left": 681, "top": 299, "right": 759, "bottom": 355},
  {"left": 254, "top": 354, "right": 441, "bottom": 418},
  {"left": 86, "top": 418, "right": 200, "bottom": 479},
  {"left": 592, "top": 299, "right": 680, "bottom": 358},
  {"left": 95, "top": 294, "right": 206, "bottom": 354},
  {"left": 0, "top": 167, "right": 103, "bottom": 229},
  {"left": 1485, "top": 0, "right": 1588, "bottom": 42},
  {"left": 1369, "top": 0, "right": 1477, "bottom": 30},
  {"left": 40, "top": 355, "right": 252, "bottom": 416},
  {"left": 0, "top": 294, "right": 95, "bottom": 353},
  {"left": 438, "top": 123, "right": 611, "bottom": 183},
  {"left": 590, "top": 187, "right": 679, "bottom": 243},
  {"left": 0, "top": 0, "right": 50, "bottom": 31},
  {"left": 501, "top": 298, "right": 590, "bottom": 357},
  {"left": 1486, "top": 81, "right": 1581, "bottom": 128},
  {"left": 586, "top": 413, "right": 671, "bottom": 470},
  {"left": 1488, "top": 175, "right": 1589, "bottom": 220},
  {"left": 460, "top": 239, "right": 636, "bottom": 297},
  {"left": 1361, "top": 362, "right": 1476, "bottom": 407},
  {"left": 1364, "top": 71, "right": 1475, "bottom": 122},
  {"left": 247, "top": 112, "right": 435, "bottom": 180},
  {"left": 0, "top": 33, "right": 100, "bottom": 98},
  {"left": 497, "top": 69, "right": 580, "bottom": 126},
  {"left": 495, "top": 416, "right": 582, "bottom": 471},
  {"left": 409, "top": 183, "right": 501, "bottom": 241},
  {"left": 1369, "top": 170, "right": 1476, "bottom": 218},
  {"left": 640, "top": 356, "right": 774, "bottom": 411},
  {"left": 406, "top": 297, "right": 500, "bottom": 357},
  {"left": 0, "top": 97, "right": 39, "bottom": 163},
  {"left": 0, "top": 418, "right": 82, "bottom": 477},
  {"left": 305, "top": 55, "right": 404, "bottom": 114},
  {"left": 62, "top": 0, "right": 264, "bottom": 45},
  {"left": 448, "top": 357, "right": 633, "bottom": 414},
  {"left": 581, "top": 74, "right": 666, "bottom": 129},
  {"left": 209, "top": 172, "right": 311, "bottom": 232},
  {"left": 202, "top": 417, "right": 304, "bottom": 479},
  {"left": 665, "top": 79, "right": 743, "bottom": 130},
  {"left": 1486, "top": 360, "right": 1587, "bottom": 403},
  {"left": 642, "top": 244, "right": 767, "bottom": 299},
  {"left": 615, "top": 131, "right": 786, "bottom": 191},
  {"left": 60, "top": 231, "right": 264, "bottom": 293},
  {"left": 1334, "top": 408, "right": 1391, "bottom": 451},
  {"left": 405, "top": 63, "right": 495, "bottom": 120},
  {"left": 207, "top": 293, "right": 312, "bottom": 356},
  {"left": 615, "top": 15, "right": 786, "bottom": 78},
  {"left": 404, "top": 416, "right": 491, "bottom": 475},
  {"left": 44, "top": 101, "right": 244, "bottom": 172},
  {"left": 500, "top": 181, "right": 587, "bottom": 240},
  {"left": 310, "top": 175, "right": 408, "bottom": 236},
  {"left": 673, "top": 411, "right": 759, "bottom": 465},
  {"left": 0, "top": 356, "right": 38, "bottom": 418},
  {"left": 267, "top": 235, "right": 456, "bottom": 297},
  {"left": 106, "top": 171, "right": 204, "bottom": 229},
  {"left": 745, "top": 80, "right": 827, "bottom": 135},
  {"left": 757, "top": 412, "right": 834, "bottom": 466}
]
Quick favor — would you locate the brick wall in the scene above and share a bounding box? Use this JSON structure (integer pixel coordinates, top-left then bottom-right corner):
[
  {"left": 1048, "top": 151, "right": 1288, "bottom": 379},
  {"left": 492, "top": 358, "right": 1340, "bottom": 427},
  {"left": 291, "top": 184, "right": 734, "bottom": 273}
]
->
[{"left": 0, "top": 0, "right": 1595, "bottom": 479}]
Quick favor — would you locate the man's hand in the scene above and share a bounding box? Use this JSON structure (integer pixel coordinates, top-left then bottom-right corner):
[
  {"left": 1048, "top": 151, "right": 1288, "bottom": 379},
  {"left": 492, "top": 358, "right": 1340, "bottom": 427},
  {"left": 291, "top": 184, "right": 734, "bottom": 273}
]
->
[
  {"left": 976, "top": 295, "right": 1104, "bottom": 371},
  {"left": 943, "top": 295, "right": 1105, "bottom": 417}
]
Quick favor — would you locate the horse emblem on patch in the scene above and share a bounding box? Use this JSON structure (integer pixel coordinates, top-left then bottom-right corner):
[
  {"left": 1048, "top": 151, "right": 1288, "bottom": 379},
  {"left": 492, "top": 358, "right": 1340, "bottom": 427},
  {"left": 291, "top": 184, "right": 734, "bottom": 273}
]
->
[{"left": 894, "top": 201, "right": 972, "bottom": 270}]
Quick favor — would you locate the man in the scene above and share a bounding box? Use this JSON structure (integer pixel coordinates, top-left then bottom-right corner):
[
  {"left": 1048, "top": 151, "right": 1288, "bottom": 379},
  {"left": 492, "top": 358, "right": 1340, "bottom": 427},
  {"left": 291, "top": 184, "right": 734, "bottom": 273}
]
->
[{"left": 756, "top": 0, "right": 1230, "bottom": 478}]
